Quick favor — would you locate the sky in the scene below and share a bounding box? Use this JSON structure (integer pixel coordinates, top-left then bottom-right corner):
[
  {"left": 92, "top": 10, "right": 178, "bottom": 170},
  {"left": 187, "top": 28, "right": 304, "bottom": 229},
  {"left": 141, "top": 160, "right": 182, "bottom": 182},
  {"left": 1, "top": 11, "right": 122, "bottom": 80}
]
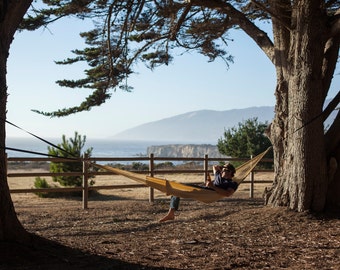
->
[{"left": 6, "top": 17, "right": 339, "bottom": 141}]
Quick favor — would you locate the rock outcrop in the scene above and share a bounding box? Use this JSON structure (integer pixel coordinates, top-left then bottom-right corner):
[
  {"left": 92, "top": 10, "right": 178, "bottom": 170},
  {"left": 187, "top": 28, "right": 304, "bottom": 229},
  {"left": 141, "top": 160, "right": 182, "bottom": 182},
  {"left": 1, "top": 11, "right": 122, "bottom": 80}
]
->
[{"left": 147, "top": 144, "right": 227, "bottom": 158}]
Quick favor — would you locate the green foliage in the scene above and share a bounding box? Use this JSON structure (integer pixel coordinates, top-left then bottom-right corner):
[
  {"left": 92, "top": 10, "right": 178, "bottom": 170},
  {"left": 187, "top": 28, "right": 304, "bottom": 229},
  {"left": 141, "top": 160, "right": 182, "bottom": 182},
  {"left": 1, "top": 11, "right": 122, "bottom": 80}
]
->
[
  {"left": 104, "top": 163, "right": 126, "bottom": 170},
  {"left": 24, "top": 1, "right": 240, "bottom": 117},
  {"left": 131, "top": 162, "right": 148, "bottom": 171},
  {"left": 217, "top": 117, "right": 272, "bottom": 158},
  {"left": 34, "top": 177, "right": 51, "bottom": 198},
  {"left": 48, "top": 132, "right": 94, "bottom": 187},
  {"left": 34, "top": 177, "right": 50, "bottom": 189},
  {"left": 34, "top": 177, "right": 58, "bottom": 198},
  {"left": 155, "top": 162, "right": 175, "bottom": 169}
]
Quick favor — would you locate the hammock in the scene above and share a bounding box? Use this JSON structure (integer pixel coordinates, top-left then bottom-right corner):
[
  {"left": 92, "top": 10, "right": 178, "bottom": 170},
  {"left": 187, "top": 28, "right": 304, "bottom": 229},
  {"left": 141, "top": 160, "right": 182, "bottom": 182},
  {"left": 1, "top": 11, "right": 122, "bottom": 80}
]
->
[{"left": 92, "top": 147, "right": 272, "bottom": 203}]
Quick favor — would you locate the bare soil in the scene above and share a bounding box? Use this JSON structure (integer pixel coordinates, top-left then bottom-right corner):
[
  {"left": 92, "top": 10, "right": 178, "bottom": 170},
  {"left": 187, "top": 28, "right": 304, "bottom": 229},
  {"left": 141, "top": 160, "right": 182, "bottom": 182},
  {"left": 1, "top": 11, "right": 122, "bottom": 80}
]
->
[{"left": 1, "top": 172, "right": 340, "bottom": 269}]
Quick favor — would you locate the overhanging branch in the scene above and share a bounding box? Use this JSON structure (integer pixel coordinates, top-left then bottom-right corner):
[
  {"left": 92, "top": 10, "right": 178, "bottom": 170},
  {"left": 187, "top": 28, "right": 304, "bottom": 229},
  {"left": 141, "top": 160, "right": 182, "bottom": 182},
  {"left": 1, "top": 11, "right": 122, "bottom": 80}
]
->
[
  {"left": 325, "top": 108, "right": 340, "bottom": 156},
  {"left": 190, "top": 0, "right": 275, "bottom": 63},
  {"left": 251, "top": 0, "right": 291, "bottom": 31},
  {"left": 170, "top": 2, "right": 192, "bottom": 40},
  {"left": 330, "top": 8, "right": 340, "bottom": 38}
]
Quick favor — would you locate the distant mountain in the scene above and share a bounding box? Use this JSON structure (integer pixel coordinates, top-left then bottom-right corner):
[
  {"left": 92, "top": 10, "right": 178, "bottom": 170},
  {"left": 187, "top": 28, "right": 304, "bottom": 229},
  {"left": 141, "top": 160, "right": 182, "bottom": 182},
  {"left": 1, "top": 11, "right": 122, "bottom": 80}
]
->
[
  {"left": 112, "top": 106, "right": 275, "bottom": 143},
  {"left": 111, "top": 100, "right": 336, "bottom": 144}
]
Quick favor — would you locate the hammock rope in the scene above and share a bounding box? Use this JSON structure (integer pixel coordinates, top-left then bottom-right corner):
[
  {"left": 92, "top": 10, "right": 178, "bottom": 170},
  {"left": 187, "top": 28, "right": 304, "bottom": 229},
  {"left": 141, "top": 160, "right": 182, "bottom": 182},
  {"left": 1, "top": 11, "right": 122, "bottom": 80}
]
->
[{"left": 92, "top": 147, "right": 272, "bottom": 203}]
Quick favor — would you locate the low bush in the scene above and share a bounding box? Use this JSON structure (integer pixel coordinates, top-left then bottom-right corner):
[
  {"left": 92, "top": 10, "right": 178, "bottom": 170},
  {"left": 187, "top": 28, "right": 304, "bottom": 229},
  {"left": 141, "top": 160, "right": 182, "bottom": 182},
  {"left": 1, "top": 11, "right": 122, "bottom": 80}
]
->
[{"left": 34, "top": 177, "right": 59, "bottom": 198}]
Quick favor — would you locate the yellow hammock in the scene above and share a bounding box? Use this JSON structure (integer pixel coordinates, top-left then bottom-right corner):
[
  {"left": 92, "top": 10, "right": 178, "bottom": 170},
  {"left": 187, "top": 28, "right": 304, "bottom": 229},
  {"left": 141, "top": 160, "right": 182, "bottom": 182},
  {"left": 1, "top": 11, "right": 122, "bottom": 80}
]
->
[{"left": 93, "top": 147, "right": 272, "bottom": 203}]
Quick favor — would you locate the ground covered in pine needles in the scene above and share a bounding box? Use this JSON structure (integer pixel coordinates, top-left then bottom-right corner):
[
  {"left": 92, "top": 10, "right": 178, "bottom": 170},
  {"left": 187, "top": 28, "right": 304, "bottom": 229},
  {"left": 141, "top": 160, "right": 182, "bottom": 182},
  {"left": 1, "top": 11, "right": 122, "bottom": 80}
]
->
[{"left": 1, "top": 189, "right": 340, "bottom": 270}]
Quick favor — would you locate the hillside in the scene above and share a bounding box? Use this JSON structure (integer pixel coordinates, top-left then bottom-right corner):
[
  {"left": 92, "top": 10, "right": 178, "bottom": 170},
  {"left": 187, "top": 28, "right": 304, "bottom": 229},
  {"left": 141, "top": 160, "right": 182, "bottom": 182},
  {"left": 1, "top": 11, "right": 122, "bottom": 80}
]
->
[{"left": 112, "top": 106, "right": 275, "bottom": 143}]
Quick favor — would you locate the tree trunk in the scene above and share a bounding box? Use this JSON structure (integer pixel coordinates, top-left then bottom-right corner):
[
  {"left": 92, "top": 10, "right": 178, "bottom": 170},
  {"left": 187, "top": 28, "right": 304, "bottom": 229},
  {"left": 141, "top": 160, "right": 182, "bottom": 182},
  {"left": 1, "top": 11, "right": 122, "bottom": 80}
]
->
[
  {"left": 325, "top": 111, "right": 340, "bottom": 213},
  {"left": 0, "top": 48, "right": 30, "bottom": 242},
  {"left": 0, "top": 0, "right": 32, "bottom": 242},
  {"left": 265, "top": 2, "right": 335, "bottom": 212}
]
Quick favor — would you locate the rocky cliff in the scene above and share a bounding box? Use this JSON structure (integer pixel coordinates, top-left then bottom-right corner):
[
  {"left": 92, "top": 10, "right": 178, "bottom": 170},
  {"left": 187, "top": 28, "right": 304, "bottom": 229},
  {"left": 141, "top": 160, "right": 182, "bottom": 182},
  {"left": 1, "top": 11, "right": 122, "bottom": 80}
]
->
[{"left": 147, "top": 144, "right": 227, "bottom": 158}]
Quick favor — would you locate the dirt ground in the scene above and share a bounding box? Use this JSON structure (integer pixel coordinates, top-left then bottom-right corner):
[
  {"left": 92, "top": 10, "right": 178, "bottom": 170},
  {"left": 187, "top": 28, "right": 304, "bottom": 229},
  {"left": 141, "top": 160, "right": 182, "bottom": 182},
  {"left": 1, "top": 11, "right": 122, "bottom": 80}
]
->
[{"left": 1, "top": 172, "right": 340, "bottom": 270}]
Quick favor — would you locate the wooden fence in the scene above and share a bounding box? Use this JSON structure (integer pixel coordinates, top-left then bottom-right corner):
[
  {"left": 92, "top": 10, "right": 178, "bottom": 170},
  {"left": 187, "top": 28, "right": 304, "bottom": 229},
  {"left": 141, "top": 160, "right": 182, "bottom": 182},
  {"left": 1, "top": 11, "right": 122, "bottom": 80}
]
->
[{"left": 7, "top": 154, "right": 273, "bottom": 209}]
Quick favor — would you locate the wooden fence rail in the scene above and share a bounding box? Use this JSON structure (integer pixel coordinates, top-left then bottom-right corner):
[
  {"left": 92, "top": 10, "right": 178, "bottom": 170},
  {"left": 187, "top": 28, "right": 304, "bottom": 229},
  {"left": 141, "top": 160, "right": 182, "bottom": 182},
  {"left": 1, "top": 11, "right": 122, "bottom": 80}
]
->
[{"left": 7, "top": 154, "right": 274, "bottom": 209}]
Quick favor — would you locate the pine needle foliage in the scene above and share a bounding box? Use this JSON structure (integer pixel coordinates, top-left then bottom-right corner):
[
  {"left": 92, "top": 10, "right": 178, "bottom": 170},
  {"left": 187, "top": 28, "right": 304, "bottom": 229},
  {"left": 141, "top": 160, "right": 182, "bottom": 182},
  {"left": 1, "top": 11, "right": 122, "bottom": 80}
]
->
[{"left": 48, "top": 132, "right": 94, "bottom": 187}]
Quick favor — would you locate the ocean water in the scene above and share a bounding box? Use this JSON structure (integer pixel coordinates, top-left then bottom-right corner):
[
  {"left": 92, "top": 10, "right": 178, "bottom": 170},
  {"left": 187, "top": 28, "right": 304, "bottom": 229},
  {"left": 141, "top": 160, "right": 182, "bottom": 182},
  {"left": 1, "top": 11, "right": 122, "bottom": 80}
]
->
[{"left": 5, "top": 137, "right": 173, "bottom": 158}]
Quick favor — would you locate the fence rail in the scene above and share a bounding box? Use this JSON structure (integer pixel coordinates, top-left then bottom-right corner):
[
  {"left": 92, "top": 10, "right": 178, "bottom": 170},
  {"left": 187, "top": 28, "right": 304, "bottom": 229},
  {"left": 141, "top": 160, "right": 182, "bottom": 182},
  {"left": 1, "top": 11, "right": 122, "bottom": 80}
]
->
[{"left": 7, "top": 154, "right": 274, "bottom": 209}]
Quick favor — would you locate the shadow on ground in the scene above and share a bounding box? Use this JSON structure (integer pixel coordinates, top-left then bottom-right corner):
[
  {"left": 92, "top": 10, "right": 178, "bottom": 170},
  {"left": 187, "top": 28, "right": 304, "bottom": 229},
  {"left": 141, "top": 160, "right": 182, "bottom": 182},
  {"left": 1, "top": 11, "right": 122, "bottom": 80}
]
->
[{"left": 0, "top": 234, "right": 178, "bottom": 270}]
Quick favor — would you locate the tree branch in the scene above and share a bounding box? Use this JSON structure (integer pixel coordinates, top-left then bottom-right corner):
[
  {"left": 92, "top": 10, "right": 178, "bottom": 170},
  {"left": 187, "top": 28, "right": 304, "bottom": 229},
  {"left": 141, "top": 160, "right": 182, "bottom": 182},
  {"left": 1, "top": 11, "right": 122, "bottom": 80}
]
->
[
  {"left": 170, "top": 2, "right": 192, "bottom": 40},
  {"left": 251, "top": 0, "right": 291, "bottom": 31},
  {"left": 323, "top": 90, "right": 340, "bottom": 122},
  {"left": 325, "top": 108, "right": 340, "bottom": 157},
  {"left": 330, "top": 8, "right": 340, "bottom": 38},
  {"left": 322, "top": 35, "right": 340, "bottom": 99},
  {"left": 190, "top": 0, "right": 275, "bottom": 63}
]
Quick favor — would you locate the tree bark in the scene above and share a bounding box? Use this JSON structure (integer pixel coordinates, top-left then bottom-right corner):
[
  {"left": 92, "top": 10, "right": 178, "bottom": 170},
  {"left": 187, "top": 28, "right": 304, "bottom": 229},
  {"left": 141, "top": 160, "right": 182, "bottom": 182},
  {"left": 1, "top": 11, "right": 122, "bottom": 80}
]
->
[
  {"left": 0, "top": 45, "right": 30, "bottom": 242},
  {"left": 264, "top": 1, "right": 337, "bottom": 212},
  {"left": 325, "top": 110, "right": 340, "bottom": 213}
]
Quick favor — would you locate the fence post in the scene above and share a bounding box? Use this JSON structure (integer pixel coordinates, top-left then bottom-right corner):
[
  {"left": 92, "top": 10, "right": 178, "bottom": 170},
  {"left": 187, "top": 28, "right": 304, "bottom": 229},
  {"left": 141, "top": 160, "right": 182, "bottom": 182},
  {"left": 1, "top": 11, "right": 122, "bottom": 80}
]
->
[
  {"left": 249, "top": 155, "right": 254, "bottom": 198},
  {"left": 149, "top": 153, "right": 154, "bottom": 203},
  {"left": 204, "top": 154, "right": 209, "bottom": 181},
  {"left": 82, "top": 153, "right": 89, "bottom": 209}
]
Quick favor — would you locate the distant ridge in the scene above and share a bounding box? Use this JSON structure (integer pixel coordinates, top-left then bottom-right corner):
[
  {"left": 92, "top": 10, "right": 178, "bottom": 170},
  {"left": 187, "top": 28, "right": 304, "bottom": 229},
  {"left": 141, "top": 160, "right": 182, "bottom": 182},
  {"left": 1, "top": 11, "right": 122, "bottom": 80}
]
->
[
  {"left": 112, "top": 106, "right": 275, "bottom": 143},
  {"left": 112, "top": 99, "right": 336, "bottom": 144}
]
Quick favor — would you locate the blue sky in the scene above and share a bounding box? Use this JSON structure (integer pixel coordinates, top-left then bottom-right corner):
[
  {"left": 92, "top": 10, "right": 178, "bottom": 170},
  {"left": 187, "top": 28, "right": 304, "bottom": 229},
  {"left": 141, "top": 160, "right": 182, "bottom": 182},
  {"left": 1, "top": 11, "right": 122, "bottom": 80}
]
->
[{"left": 6, "top": 17, "right": 339, "bottom": 140}]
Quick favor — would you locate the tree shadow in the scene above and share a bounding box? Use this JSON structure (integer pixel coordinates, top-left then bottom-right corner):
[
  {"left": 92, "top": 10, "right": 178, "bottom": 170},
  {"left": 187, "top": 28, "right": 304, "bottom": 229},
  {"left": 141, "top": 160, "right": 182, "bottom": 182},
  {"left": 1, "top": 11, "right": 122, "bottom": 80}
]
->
[
  {"left": 37, "top": 191, "right": 142, "bottom": 202},
  {"left": 0, "top": 234, "right": 179, "bottom": 270},
  {"left": 88, "top": 192, "right": 146, "bottom": 202}
]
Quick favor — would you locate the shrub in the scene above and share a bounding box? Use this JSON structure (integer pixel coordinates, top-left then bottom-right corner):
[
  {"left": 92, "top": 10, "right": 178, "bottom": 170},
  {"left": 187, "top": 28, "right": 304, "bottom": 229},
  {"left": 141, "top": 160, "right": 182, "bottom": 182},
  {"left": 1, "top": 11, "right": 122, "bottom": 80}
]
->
[
  {"left": 155, "top": 162, "right": 175, "bottom": 169},
  {"left": 131, "top": 162, "right": 148, "bottom": 171},
  {"left": 34, "top": 177, "right": 58, "bottom": 198},
  {"left": 48, "top": 132, "right": 95, "bottom": 187}
]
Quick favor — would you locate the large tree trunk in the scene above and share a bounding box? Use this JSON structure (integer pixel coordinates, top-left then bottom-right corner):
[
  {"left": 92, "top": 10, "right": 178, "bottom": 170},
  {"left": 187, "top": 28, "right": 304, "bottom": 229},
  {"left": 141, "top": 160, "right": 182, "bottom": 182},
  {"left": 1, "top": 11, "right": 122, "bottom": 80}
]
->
[
  {"left": 267, "top": 80, "right": 328, "bottom": 212},
  {"left": 0, "top": 44, "right": 30, "bottom": 243},
  {"left": 0, "top": 0, "right": 32, "bottom": 242},
  {"left": 325, "top": 109, "right": 340, "bottom": 212},
  {"left": 265, "top": 1, "right": 339, "bottom": 212}
]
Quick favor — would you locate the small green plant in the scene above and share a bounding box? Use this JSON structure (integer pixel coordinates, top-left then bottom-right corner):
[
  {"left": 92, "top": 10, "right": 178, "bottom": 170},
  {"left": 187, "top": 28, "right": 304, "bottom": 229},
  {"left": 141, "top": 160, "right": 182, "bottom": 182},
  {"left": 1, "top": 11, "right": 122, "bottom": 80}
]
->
[
  {"left": 48, "top": 132, "right": 95, "bottom": 187},
  {"left": 131, "top": 162, "right": 148, "bottom": 171},
  {"left": 155, "top": 162, "right": 175, "bottom": 169},
  {"left": 34, "top": 177, "right": 56, "bottom": 198}
]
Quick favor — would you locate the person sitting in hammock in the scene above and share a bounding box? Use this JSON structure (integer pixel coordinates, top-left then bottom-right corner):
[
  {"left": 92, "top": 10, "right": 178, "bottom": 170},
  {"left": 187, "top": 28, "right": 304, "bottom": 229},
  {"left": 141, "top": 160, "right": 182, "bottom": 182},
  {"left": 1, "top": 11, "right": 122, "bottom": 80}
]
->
[{"left": 159, "top": 162, "right": 238, "bottom": 222}]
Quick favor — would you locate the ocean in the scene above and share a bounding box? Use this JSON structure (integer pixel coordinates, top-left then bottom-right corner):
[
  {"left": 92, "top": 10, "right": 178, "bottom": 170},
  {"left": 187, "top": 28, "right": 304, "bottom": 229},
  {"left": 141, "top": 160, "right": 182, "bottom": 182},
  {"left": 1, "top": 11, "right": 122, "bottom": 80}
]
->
[{"left": 5, "top": 137, "right": 176, "bottom": 158}]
